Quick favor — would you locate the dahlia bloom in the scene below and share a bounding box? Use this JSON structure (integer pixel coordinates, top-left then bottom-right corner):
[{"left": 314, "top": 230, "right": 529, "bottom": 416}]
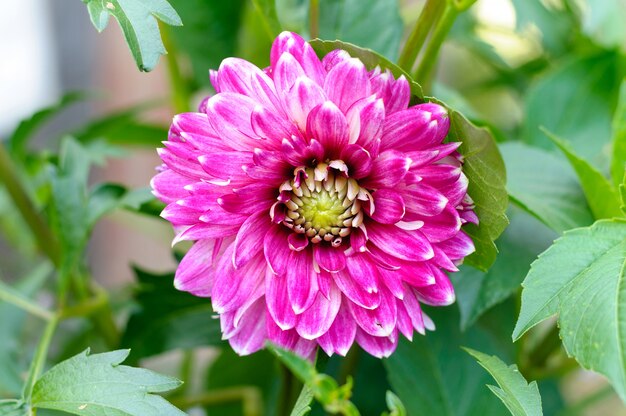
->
[{"left": 152, "top": 31, "right": 476, "bottom": 359}]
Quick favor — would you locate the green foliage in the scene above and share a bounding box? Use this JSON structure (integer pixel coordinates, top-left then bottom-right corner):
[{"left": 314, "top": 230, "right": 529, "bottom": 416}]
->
[
  {"left": 543, "top": 129, "right": 624, "bottom": 220},
  {"left": 121, "top": 267, "right": 222, "bottom": 362},
  {"left": 513, "top": 219, "right": 626, "bottom": 400},
  {"left": 465, "top": 349, "right": 543, "bottom": 416},
  {"left": 317, "top": 0, "right": 403, "bottom": 61},
  {"left": 252, "top": 0, "right": 283, "bottom": 39},
  {"left": 446, "top": 110, "right": 509, "bottom": 271},
  {"left": 84, "top": 0, "right": 182, "bottom": 71},
  {"left": 612, "top": 80, "right": 626, "bottom": 188},
  {"left": 500, "top": 142, "right": 594, "bottom": 232},
  {"left": 291, "top": 386, "right": 315, "bottom": 416},
  {"left": 452, "top": 208, "right": 556, "bottom": 329},
  {"left": 31, "top": 349, "right": 185, "bottom": 415},
  {"left": 511, "top": 0, "right": 575, "bottom": 55}
]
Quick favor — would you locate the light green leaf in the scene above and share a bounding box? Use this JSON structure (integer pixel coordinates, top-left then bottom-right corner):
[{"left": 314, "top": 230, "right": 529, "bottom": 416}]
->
[
  {"left": 511, "top": 0, "right": 573, "bottom": 55},
  {"left": 523, "top": 51, "right": 621, "bottom": 164},
  {"left": 612, "top": 80, "right": 626, "bottom": 187},
  {"left": 543, "top": 129, "right": 623, "bottom": 220},
  {"left": 309, "top": 40, "right": 423, "bottom": 100},
  {"left": 384, "top": 391, "right": 406, "bottom": 416},
  {"left": 452, "top": 207, "right": 557, "bottom": 329},
  {"left": 581, "top": 0, "right": 626, "bottom": 50},
  {"left": 317, "top": 0, "right": 403, "bottom": 61},
  {"left": 290, "top": 385, "right": 314, "bottom": 416},
  {"left": 0, "top": 400, "right": 24, "bottom": 416},
  {"left": 500, "top": 142, "right": 594, "bottom": 232},
  {"left": 83, "top": 0, "right": 182, "bottom": 71},
  {"left": 251, "top": 0, "right": 282, "bottom": 39},
  {"left": 31, "top": 349, "right": 185, "bottom": 415},
  {"left": 621, "top": 171, "right": 626, "bottom": 215},
  {"left": 513, "top": 219, "right": 626, "bottom": 400},
  {"left": 446, "top": 110, "right": 509, "bottom": 271},
  {"left": 465, "top": 348, "right": 543, "bottom": 416}
]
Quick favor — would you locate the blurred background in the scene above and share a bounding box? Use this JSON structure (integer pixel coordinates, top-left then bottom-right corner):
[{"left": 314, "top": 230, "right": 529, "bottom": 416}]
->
[{"left": 0, "top": 0, "right": 625, "bottom": 415}]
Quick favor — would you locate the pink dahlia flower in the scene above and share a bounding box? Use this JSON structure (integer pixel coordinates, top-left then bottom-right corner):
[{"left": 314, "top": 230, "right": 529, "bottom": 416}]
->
[{"left": 152, "top": 31, "right": 476, "bottom": 359}]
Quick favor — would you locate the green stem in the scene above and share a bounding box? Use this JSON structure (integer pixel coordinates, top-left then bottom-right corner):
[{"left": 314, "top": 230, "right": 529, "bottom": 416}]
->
[
  {"left": 23, "top": 315, "right": 59, "bottom": 401},
  {"left": 413, "top": 4, "right": 458, "bottom": 84},
  {"left": 0, "top": 143, "right": 60, "bottom": 267},
  {"left": 309, "top": 0, "right": 320, "bottom": 39},
  {"left": 170, "top": 387, "right": 262, "bottom": 416},
  {"left": 161, "top": 26, "right": 191, "bottom": 114},
  {"left": 397, "top": 0, "right": 445, "bottom": 72},
  {"left": 0, "top": 281, "right": 53, "bottom": 321}
]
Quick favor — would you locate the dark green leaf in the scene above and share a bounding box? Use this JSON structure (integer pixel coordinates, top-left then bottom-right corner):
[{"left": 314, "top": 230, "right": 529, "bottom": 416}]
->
[
  {"left": 465, "top": 349, "right": 543, "bottom": 416},
  {"left": 500, "top": 142, "right": 594, "bottom": 232},
  {"left": 543, "top": 129, "right": 623, "bottom": 220},
  {"left": 290, "top": 386, "right": 314, "bottom": 416},
  {"left": 7, "top": 92, "right": 87, "bottom": 158},
  {"left": 317, "top": 0, "right": 403, "bottom": 61},
  {"left": 121, "top": 267, "right": 222, "bottom": 362},
  {"left": 611, "top": 79, "right": 626, "bottom": 187},
  {"left": 513, "top": 219, "right": 626, "bottom": 401},
  {"left": 522, "top": 50, "right": 621, "bottom": 165},
  {"left": 446, "top": 110, "right": 509, "bottom": 271},
  {"left": 384, "top": 306, "right": 513, "bottom": 416},
  {"left": 452, "top": 207, "right": 556, "bottom": 329},
  {"left": 31, "top": 349, "right": 185, "bottom": 415},
  {"left": 309, "top": 40, "right": 423, "bottom": 100},
  {"left": 84, "top": 0, "right": 182, "bottom": 71}
]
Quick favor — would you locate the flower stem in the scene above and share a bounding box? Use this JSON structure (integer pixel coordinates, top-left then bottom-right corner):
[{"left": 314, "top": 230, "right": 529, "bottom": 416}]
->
[
  {"left": 161, "top": 26, "right": 191, "bottom": 114},
  {"left": 170, "top": 387, "right": 262, "bottom": 416},
  {"left": 397, "top": 0, "right": 445, "bottom": 72},
  {"left": 309, "top": 0, "right": 320, "bottom": 39},
  {"left": 22, "top": 314, "right": 59, "bottom": 401},
  {"left": 0, "top": 280, "right": 53, "bottom": 321},
  {"left": 0, "top": 143, "right": 61, "bottom": 267}
]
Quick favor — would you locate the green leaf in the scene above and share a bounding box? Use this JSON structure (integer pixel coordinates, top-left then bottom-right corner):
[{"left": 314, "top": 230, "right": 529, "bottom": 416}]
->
[
  {"left": 267, "top": 344, "right": 316, "bottom": 381},
  {"left": 290, "top": 385, "right": 314, "bottom": 416},
  {"left": 251, "top": 0, "right": 282, "bottom": 39},
  {"left": 500, "top": 142, "right": 594, "bottom": 232},
  {"left": 7, "top": 92, "right": 87, "bottom": 158},
  {"left": 581, "top": 0, "right": 626, "bottom": 50},
  {"left": 121, "top": 267, "right": 222, "bottom": 362},
  {"left": 511, "top": 0, "right": 574, "bottom": 55},
  {"left": 465, "top": 348, "right": 543, "bottom": 416},
  {"left": 0, "top": 401, "right": 24, "bottom": 416},
  {"left": 31, "top": 349, "right": 185, "bottom": 415},
  {"left": 513, "top": 219, "right": 626, "bottom": 400},
  {"left": 84, "top": 0, "right": 182, "bottom": 72},
  {"left": 446, "top": 110, "right": 509, "bottom": 271},
  {"left": 317, "top": 0, "right": 403, "bottom": 61},
  {"left": 523, "top": 50, "right": 621, "bottom": 164},
  {"left": 452, "top": 207, "right": 557, "bottom": 329},
  {"left": 384, "top": 391, "right": 406, "bottom": 416},
  {"left": 612, "top": 79, "right": 626, "bottom": 187},
  {"left": 543, "top": 129, "right": 623, "bottom": 220},
  {"left": 384, "top": 306, "right": 513, "bottom": 416},
  {"left": 621, "top": 171, "right": 626, "bottom": 215},
  {"left": 309, "top": 39, "right": 423, "bottom": 100}
]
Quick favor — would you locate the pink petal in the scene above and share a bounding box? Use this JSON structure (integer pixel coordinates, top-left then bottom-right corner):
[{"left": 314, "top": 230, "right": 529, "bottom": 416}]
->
[
  {"left": 350, "top": 285, "right": 397, "bottom": 337},
  {"left": 367, "top": 221, "right": 434, "bottom": 262},
  {"left": 368, "top": 189, "right": 405, "bottom": 224},
  {"left": 251, "top": 104, "right": 301, "bottom": 145},
  {"left": 435, "top": 231, "right": 475, "bottom": 262},
  {"left": 264, "top": 225, "right": 292, "bottom": 275},
  {"left": 406, "top": 204, "right": 461, "bottom": 243},
  {"left": 317, "top": 303, "right": 357, "bottom": 356},
  {"left": 273, "top": 52, "right": 306, "bottom": 98},
  {"left": 377, "top": 267, "right": 405, "bottom": 299},
  {"left": 360, "top": 150, "right": 411, "bottom": 189},
  {"left": 401, "top": 184, "right": 448, "bottom": 217},
  {"left": 174, "top": 239, "right": 219, "bottom": 296},
  {"left": 228, "top": 297, "right": 267, "bottom": 355},
  {"left": 296, "top": 282, "right": 341, "bottom": 339},
  {"left": 198, "top": 151, "right": 252, "bottom": 182},
  {"left": 333, "top": 268, "right": 380, "bottom": 310},
  {"left": 369, "top": 70, "right": 410, "bottom": 115},
  {"left": 173, "top": 223, "right": 240, "bottom": 245},
  {"left": 381, "top": 103, "right": 449, "bottom": 151},
  {"left": 266, "top": 268, "right": 298, "bottom": 330},
  {"left": 401, "top": 286, "right": 426, "bottom": 335},
  {"left": 157, "top": 147, "right": 207, "bottom": 180},
  {"left": 284, "top": 76, "right": 327, "bottom": 132},
  {"left": 287, "top": 249, "right": 319, "bottom": 314},
  {"left": 413, "top": 267, "right": 456, "bottom": 306},
  {"left": 355, "top": 328, "right": 398, "bottom": 358},
  {"left": 233, "top": 211, "right": 272, "bottom": 268},
  {"left": 151, "top": 169, "right": 192, "bottom": 204},
  {"left": 270, "top": 32, "right": 325, "bottom": 86},
  {"left": 205, "top": 93, "right": 267, "bottom": 151},
  {"left": 161, "top": 202, "right": 201, "bottom": 226},
  {"left": 321, "top": 49, "right": 351, "bottom": 72},
  {"left": 350, "top": 226, "right": 368, "bottom": 253},
  {"left": 212, "top": 245, "right": 265, "bottom": 313},
  {"left": 324, "top": 57, "right": 371, "bottom": 113},
  {"left": 397, "top": 261, "right": 436, "bottom": 287},
  {"left": 340, "top": 144, "right": 373, "bottom": 179},
  {"left": 314, "top": 244, "right": 347, "bottom": 272},
  {"left": 347, "top": 97, "right": 384, "bottom": 157},
  {"left": 306, "top": 101, "right": 349, "bottom": 158},
  {"left": 172, "top": 112, "right": 216, "bottom": 137}
]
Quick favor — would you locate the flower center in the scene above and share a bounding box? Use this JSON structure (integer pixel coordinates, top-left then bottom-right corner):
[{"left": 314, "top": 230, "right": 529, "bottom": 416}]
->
[{"left": 279, "top": 165, "right": 365, "bottom": 246}]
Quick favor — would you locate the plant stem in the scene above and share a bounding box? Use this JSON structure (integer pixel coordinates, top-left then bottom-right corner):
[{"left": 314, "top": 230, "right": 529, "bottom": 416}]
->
[
  {"left": 397, "top": 0, "right": 445, "bottom": 72},
  {"left": 23, "top": 315, "right": 59, "bottom": 401},
  {"left": 161, "top": 26, "right": 191, "bottom": 114},
  {"left": 309, "top": 0, "right": 320, "bottom": 39},
  {"left": 0, "top": 143, "right": 60, "bottom": 267},
  {"left": 170, "top": 387, "right": 262, "bottom": 416},
  {"left": 0, "top": 281, "right": 53, "bottom": 321}
]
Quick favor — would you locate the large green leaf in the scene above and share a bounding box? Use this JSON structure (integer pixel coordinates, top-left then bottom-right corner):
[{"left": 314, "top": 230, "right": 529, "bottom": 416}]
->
[
  {"left": 31, "top": 349, "right": 185, "bottom": 415},
  {"left": 513, "top": 219, "right": 626, "bottom": 400},
  {"left": 581, "top": 0, "right": 626, "bottom": 50},
  {"left": 452, "top": 207, "right": 557, "bottom": 330},
  {"left": 500, "top": 142, "right": 594, "bottom": 232},
  {"left": 511, "top": 0, "right": 574, "bottom": 55},
  {"left": 465, "top": 349, "right": 543, "bottom": 416},
  {"left": 84, "top": 0, "right": 182, "bottom": 71},
  {"left": 522, "top": 50, "right": 621, "bottom": 165},
  {"left": 317, "top": 0, "right": 403, "bottom": 61},
  {"left": 446, "top": 111, "right": 509, "bottom": 271},
  {"left": 543, "top": 129, "right": 623, "bottom": 220},
  {"left": 121, "top": 267, "right": 222, "bottom": 362},
  {"left": 612, "top": 79, "right": 626, "bottom": 188},
  {"left": 384, "top": 306, "right": 513, "bottom": 416}
]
